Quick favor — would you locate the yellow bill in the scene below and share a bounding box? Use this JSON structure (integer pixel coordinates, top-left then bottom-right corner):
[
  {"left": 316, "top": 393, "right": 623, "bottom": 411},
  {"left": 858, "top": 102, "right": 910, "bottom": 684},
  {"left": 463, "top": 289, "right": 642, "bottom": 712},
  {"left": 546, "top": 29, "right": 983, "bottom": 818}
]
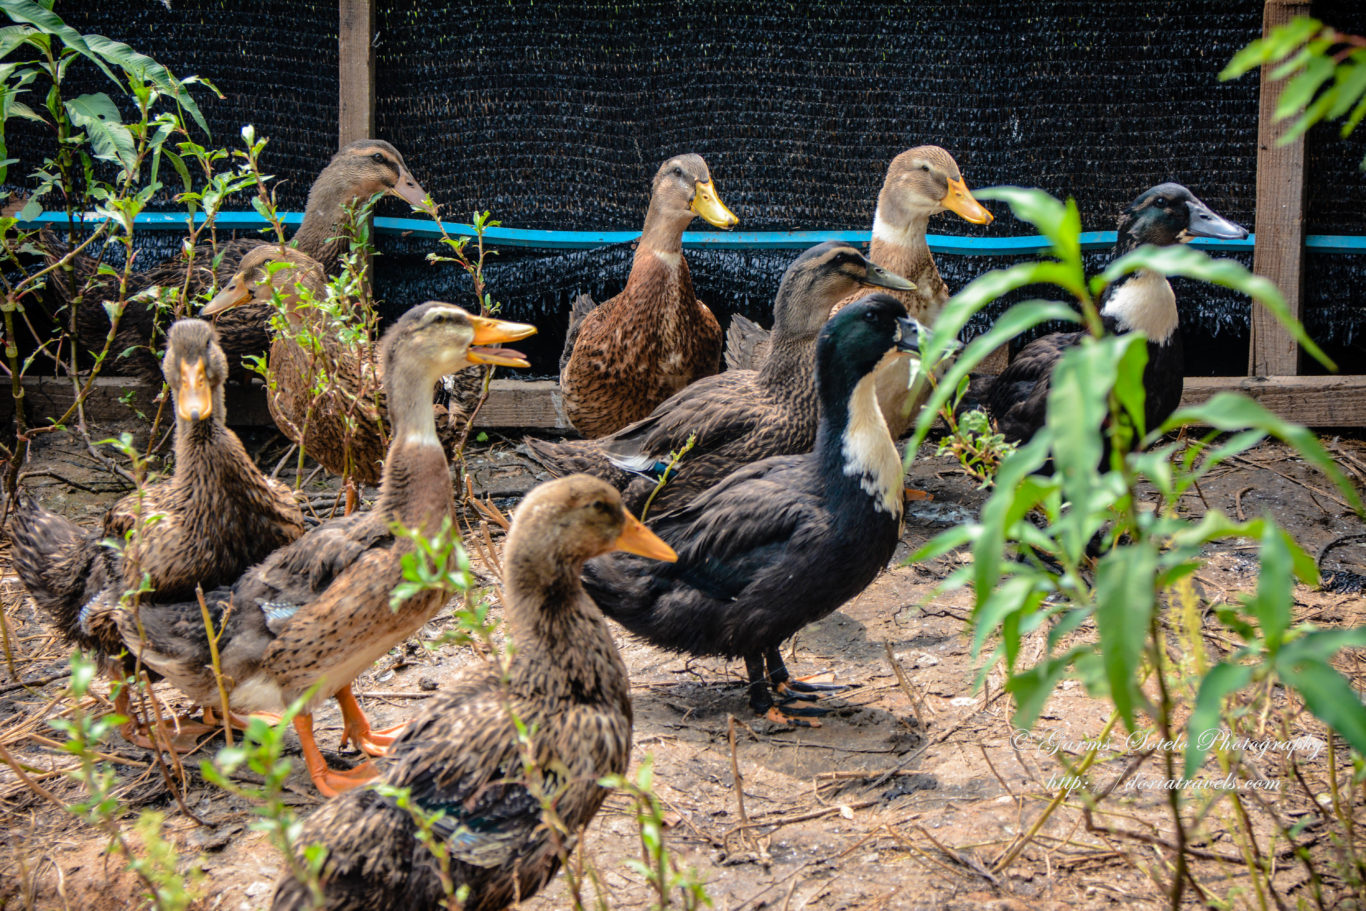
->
[
  {"left": 176, "top": 358, "right": 213, "bottom": 422},
  {"left": 466, "top": 314, "right": 538, "bottom": 368},
  {"left": 940, "top": 177, "right": 993, "bottom": 225},
  {"left": 613, "top": 511, "right": 678, "bottom": 562},
  {"left": 691, "top": 180, "right": 738, "bottom": 228}
]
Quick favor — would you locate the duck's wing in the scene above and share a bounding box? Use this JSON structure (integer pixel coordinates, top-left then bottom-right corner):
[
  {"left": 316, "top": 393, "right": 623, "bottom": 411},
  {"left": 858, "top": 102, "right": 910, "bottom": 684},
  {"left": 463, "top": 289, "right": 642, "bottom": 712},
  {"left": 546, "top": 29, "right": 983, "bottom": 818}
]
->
[
  {"left": 599, "top": 371, "right": 762, "bottom": 474},
  {"left": 984, "top": 330, "right": 1083, "bottom": 443},
  {"left": 724, "top": 313, "right": 771, "bottom": 371},
  {"left": 234, "top": 512, "right": 387, "bottom": 610},
  {"left": 559, "top": 292, "right": 599, "bottom": 373}
]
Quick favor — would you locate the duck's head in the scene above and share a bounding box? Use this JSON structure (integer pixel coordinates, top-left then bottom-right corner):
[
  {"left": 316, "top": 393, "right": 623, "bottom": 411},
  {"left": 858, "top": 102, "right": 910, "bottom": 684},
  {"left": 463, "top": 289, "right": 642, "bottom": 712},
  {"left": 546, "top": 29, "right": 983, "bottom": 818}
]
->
[
  {"left": 201, "top": 246, "right": 326, "bottom": 318},
  {"left": 816, "top": 293, "right": 923, "bottom": 394},
  {"left": 379, "top": 302, "right": 537, "bottom": 385},
  {"left": 650, "top": 153, "right": 738, "bottom": 229},
  {"left": 1116, "top": 183, "right": 1248, "bottom": 250},
  {"left": 512, "top": 475, "right": 677, "bottom": 569},
  {"left": 316, "top": 139, "right": 429, "bottom": 209},
  {"left": 162, "top": 318, "right": 228, "bottom": 424},
  {"left": 774, "top": 242, "right": 916, "bottom": 335},
  {"left": 876, "top": 146, "right": 993, "bottom": 235}
]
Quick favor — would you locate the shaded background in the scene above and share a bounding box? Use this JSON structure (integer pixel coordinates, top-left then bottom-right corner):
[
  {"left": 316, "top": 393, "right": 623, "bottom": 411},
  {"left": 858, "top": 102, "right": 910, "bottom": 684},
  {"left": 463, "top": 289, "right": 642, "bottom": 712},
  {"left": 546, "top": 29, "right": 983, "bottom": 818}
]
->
[{"left": 8, "top": 0, "right": 1365, "bottom": 377}]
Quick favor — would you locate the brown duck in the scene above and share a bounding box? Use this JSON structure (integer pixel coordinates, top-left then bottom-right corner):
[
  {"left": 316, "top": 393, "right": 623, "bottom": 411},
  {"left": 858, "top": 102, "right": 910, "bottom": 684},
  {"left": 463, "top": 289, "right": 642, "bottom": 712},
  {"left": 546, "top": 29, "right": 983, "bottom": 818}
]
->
[
  {"left": 113, "top": 303, "right": 537, "bottom": 795},
  {"left": 8, "top": 319, "right": 305, "bottom": 746},
  {"left": 526, "top": 242, "right": 915, "bottom": 514},
  {"left": 727, "top": 146, "right": 992, "bottom": 439},
  {"left": 271, "top": 475, "right": 676, "bottom": 911},
  {"left": 559, "top": 153, "right": 737, "bottom": 438},
  {"left": 44, "top": 139, "right": 427, "bottom": 379},
  {"left": 201, "top": 246, "right": 532, "bottom": 488}
]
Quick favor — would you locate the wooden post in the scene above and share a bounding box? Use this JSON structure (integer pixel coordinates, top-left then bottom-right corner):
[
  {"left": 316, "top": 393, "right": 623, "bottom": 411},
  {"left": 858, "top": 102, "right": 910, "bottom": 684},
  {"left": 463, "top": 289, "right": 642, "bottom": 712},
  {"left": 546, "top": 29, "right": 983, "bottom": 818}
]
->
[
  {"left": 338, "top": 0, "right": 376, "bottom": 147},
  {"left": 1248, "top": 0, "right": 1310, "bottom": 376}
]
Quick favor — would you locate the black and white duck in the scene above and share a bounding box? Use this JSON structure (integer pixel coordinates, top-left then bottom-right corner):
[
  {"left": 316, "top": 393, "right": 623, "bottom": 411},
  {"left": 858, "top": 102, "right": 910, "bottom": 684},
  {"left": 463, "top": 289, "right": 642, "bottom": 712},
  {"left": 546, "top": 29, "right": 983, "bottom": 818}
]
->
[{"left": 581, "top": 294, "right": 919, "bottom": 725}]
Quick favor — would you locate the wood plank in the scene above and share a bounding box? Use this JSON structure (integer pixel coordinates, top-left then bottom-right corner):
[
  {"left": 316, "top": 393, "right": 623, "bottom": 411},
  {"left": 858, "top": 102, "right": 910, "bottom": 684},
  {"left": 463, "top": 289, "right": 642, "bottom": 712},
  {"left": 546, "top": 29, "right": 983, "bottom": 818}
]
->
[
  {"left": 338, "top": 0, "right": 376, "bottom": 147},
  {"left": 1248, "top": 0, "right": 1311, "bottom": 377},
  {"left": 1180, "top": 375, "right": 1366, "bottom": 427},
  {"left": 6, "top": 375, "right": 1363, "bottom": 432}
]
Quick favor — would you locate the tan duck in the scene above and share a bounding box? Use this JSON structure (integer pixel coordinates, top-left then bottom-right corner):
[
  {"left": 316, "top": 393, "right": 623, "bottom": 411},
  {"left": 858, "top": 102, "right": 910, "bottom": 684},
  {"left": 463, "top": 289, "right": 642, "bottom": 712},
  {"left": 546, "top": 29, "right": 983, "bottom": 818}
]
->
[
  {"left": 44, "top": 139, "right": 427, "bottom": 380},
  {"left": 113, "top": 303, "right": 538, "bottom": 795},
  {"left": 559, "top": 153, "right": 737, "bottom": 438},
  {"left": 525, "top": 242, "right": 915, "bottom": 514},
  {"left": 271, "top": 475, "right": 676, "bottom": 911},
  {"left": 727, "top": 146, "right": 992, "bottom": 439},
  {"left": 8, "top": 319, "right": 306, "bottom": 746},
  {"left": 202, "top": 246, "right": 533, "bottom": 488}
]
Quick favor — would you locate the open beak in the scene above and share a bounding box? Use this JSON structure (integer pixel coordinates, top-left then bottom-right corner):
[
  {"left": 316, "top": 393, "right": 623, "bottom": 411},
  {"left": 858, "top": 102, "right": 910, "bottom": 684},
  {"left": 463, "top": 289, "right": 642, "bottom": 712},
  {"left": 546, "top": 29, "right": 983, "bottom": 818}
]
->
[
  {"left": 940, "top": 177, "right": 994, "bottom": 225},
  {"left": 613, "top": 511, "right": 678, "bottom": 562},
  {"left": 466, "top": 314, "right": 538, "bottom": 368},
  {"left": 1182, "top": 199, "right": 1247, "bottom": 241},
  {"left": 691, "top": 180, "right": 738, "bottom": 229},
  {"left": 201, "top": 276, "right": 251, "bottom": 316},
  {"left": 391, "top": 166, "right": 430, "bottom": 208},
  {"left": 176, "top": 359, "right": 213, "bottom": 422},
  {"left": 893, "top": 316, "right": 923, "bottom": 356},
  {"left": 861, "top": 262, "right": 916, "bottom": 293}
]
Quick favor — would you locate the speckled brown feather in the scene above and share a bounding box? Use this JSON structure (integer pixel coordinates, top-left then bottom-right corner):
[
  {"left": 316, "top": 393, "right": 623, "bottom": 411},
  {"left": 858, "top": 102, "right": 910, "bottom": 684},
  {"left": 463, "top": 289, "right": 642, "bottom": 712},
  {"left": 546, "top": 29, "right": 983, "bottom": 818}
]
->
[{"left": 272, "top": 476, "right": 636, "bottom": 911}]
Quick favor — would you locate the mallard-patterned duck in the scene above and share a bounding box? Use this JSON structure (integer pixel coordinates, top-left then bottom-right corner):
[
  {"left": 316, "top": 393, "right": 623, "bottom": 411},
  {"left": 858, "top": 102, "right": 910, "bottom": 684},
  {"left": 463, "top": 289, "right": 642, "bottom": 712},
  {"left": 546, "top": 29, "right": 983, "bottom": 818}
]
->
[
  {"left": 726, "top": 146, "right": 992, "bottom": 439},
  {"left": 985, "top": 183, "right": 1247, "bottom": 444},
  {"left": 44, "top": 140, "right": 427, "bottom": 379},
  {"left": 525, "top": 242, "right": 915, "bottom": 514},
  {"left": 8, "top": 319, "right": 305, "bottom": 745},
  {"left": 270, "top": 475, "right": 676, "bottom": 911},
  {"left": 583, "top": 294, "right": 918, "bottom": 725},
  {"left": 201, "top": 246, "right": 532, "bottom": 488},
  {"left": 559, "top": 153, "right": 737, "bottom": 438},
  {"left": 112, "top": 303, "right": 537, "bottom": 794}
]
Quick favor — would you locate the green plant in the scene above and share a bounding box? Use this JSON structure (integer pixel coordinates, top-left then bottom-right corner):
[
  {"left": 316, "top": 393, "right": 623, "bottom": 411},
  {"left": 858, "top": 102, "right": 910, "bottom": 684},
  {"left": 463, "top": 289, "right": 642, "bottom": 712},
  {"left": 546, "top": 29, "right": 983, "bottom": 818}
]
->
[
  {"left": 601, "top": 757, "right": 712, "bottom": 911},
  {"left": 910, "top": 186, "right": 1365, "bottom": 907},
  {"left": 1221, "top": 17, "right": 1366, "bottom": 167}
]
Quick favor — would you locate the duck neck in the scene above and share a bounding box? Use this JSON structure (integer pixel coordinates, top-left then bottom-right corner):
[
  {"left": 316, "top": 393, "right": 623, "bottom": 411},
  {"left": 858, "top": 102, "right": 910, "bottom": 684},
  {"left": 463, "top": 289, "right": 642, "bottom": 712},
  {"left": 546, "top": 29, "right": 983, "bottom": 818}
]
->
[
  {"left": 870, "top": 205, "right": 949, "bottom": 319},
  {"left": 374, "top": 367, "right": 453, "bottom": 532},
  {"left": 1100, "top": 269, "right": 1178, "bottom": 345},
  {"left": 291, "top": 178, "right": 357, "bottom": 270},
  {"left": 503, "top": 547, "right": 630, "bottom": 711},
  {"left": 170, "top": 403, "right": 267, "bottom": 520},
  {"left": 757, "top": 283, "right": 825, "bottom": 390},
  {"left": 815, "top": 359, "right": 905, "bottom": 519}
]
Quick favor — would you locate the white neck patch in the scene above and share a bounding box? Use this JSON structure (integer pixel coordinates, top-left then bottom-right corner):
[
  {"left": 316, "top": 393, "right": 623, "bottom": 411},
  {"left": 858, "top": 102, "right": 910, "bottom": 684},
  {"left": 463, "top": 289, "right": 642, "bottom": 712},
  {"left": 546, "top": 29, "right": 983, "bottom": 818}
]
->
[
  {"left": 872, "top": 205, "right": 933, "bottom": 248},
  {"left": 653, "top": 249, "right": 682, "bottom": 270},
  {"left": 841, "top": 369, "right": 905, "bottom": 517},
  {"left": 1102, "top": 269, "right": 1178, "bottom": 344}
]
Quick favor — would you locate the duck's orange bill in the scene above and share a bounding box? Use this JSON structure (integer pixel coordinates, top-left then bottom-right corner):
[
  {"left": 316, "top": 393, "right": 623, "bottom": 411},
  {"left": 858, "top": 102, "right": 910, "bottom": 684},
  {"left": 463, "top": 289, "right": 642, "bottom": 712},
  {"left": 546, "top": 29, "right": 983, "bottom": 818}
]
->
[
  {"left": 691, "top": 180, "right": 738, "bottom": 229},
  {"left": 940, "top": 177, "right": 994, "bottom": 225},
  {"left": 613, "top": 512, "right": 678, "bottom": 562},
  {"left": 176, "top": 358, "right": 213, "bottom": 422},
  {"left": 391, "top": 166, "right": 430, "bottom": 208},
  {"left": 201, "top": 276, "right": 251, "bottom": 316},
  {"left": 467, "top": 314, "right": 538, "bottom": 368}
]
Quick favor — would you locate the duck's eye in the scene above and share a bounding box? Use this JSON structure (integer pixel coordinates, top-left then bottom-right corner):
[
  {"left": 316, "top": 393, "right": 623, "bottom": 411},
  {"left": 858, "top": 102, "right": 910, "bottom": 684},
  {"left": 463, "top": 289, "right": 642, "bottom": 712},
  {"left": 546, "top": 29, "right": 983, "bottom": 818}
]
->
[
  {"left": 863, "top": 310, "right": 879, "bottom": 323},
  {"left": 1154, "top": 197, "right": 1167, "bottom": 207},
  {"left": 920, "top": 164, "right": 931, "bottom": 172},
  {"left": 371, "top": 152, "right": 386, "bottom": 163},
  {"left": 672, "top": 166, "right": 684, "bottom": 177}
]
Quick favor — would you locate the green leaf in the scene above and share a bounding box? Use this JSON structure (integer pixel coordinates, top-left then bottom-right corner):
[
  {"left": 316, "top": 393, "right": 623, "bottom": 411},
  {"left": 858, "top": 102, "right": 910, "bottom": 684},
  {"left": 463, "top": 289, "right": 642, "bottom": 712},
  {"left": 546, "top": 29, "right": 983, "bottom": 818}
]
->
[
  {"left": 1275, "top": 53, "right": 1336, "bottom": 119},
  {"left": 1277, "top": 656, "right": 1366, "bottom": 758},
  {"left": 1275, "top": 626, "right": 1366, "bottom": 666},
  {"left": 66, "top": 92, "right": 135, "bottom": 172},
  {"left": 1219, "top": 17, "right": 1323, "bottom": 81},
  {"left": 1006, "top": 647, "right": 1085, "bottom": 730},
  {"left": 1164, "top": 393, "right": 1362, "bottom": 514},
  {"left": 1246, "top": 525, "right": 1293, "bottom": 652},
  {"left": 1094, "top": 542, "right": 1158, "bottom": 729},
  {"left": 1185, "top": 662, "right": 1255, "bottom": 778},
  {"left": 976, "top": 187, "right": 1085, "bottom": 278},
  {"left": 1109, "top": 331, "right": 1151, "bottom": 442}
]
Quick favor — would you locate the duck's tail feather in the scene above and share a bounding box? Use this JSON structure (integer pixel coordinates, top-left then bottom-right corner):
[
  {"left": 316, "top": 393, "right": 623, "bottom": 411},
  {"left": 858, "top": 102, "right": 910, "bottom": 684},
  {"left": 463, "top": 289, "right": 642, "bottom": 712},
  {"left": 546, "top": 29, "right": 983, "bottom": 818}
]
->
[
  {"left": 520, "top": 436, "right": 638, "bottom": 490},
  {"left": 559, "top": 292, "right": 599, "bottom": 374},
  {"left": 724, "top": 313, "right": 771, "bottom": 372}
]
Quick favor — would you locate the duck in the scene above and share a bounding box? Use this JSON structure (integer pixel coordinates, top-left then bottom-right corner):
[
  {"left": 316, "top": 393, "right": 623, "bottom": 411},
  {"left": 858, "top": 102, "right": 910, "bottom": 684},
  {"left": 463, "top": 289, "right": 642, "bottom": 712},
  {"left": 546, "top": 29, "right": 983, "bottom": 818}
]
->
[
  {"left": 559, "top": 153, "right": 738, "bottom": 438},
  {"left": 985, "top": 182, "right": 1248, "bottom": 445},
  {"left": 525, "top": 242, "right": 916, "bottom": 515},
  {"left": 8, "top": 318, "right": 306, "bottom": 747},
  {"left": 582, "top": 294, "right": 919, "bottom": 725},
  {"left": 270, "top": 475, "right": 676, "bottom": 911},
  {"left": 200, "top": 246, "right": 532, "bottom": 489},
  {"left": 726, "top": 146, "right": 993, "bottom": 440},
  {"left": 43, "top": 139, "right": 427, "bottom": 380},
  {"left": 111, "top": 303, "right": 538, "bottom": 795}
]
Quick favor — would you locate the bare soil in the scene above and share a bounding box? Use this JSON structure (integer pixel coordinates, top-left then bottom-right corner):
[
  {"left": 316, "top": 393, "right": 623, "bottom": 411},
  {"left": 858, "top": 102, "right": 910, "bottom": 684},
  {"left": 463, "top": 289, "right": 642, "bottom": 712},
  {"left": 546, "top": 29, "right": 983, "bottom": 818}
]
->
[{"left": 1, "top": 421, "right": 1364, "bottom": 911}]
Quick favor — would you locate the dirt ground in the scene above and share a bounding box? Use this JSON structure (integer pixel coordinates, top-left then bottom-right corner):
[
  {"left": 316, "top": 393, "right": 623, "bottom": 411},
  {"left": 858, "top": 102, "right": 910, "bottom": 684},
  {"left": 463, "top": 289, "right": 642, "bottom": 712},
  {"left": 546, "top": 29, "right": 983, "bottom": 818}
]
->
[{"left": 1, "top": 421, "right": 1364, "bottom": 911}]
